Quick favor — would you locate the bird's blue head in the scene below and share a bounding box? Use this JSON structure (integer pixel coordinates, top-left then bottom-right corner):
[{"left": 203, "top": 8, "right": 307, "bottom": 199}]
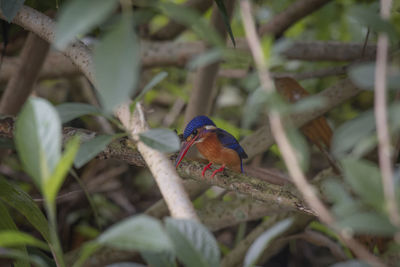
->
[
  {"left": 183, "top": 115, "right": 216, "bottom": 139},
  {"left": 176, "top": 115, "right": 216, "bottom": 168}
]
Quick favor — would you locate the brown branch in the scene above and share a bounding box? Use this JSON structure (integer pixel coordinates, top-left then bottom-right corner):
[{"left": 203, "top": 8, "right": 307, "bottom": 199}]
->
[
  {"left": 150, "top": 0, "right": 214, "bottom": 40},
  {"left": 259, "top": 0, "right": 332, "bottom": 37},
  {"left": 183, "top": 0, "right": 235, "bottom": 124},
  {"left": 0, "top": 33, "right": 50, "bottom": 115}
]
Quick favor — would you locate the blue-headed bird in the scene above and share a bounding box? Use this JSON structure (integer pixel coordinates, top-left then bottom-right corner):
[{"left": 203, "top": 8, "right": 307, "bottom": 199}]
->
[{"left": 175, "top": 116, "right": 248, "bottom": 177}]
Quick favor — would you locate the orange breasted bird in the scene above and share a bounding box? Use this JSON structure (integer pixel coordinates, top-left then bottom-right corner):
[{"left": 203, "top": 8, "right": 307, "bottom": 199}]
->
[{"left": 175, "top": 116, "right": 248, "bottom": 177}]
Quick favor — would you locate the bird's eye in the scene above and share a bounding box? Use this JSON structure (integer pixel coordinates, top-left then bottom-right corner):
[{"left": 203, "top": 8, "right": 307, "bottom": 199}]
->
[{"left": 192, "top": 129, "right": 198, "bottom": 136}]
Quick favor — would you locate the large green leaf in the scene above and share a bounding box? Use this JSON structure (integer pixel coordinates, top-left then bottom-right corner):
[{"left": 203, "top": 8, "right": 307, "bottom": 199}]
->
[
  {"left": 55, "top": 0, "right": 119, "bottom": 49},
  {"left": 56, "top": 103, "right": 101, "bottom": 123},
  {"left": 244, "top": 218, "right": 293, "bottom": 267},
  {"left": 0, "top": 201, "right": 29, "bottom": 267},
  {"left": 0, "top": 230, "right": 49, "bottom": 250},
  {"left": 0, "top": 0, "right": 25, "bottom": 22},
  {"left": 348, "top": 63, "right": 400, "bottom": 91},
  {"left": 15, "top": 97, "right": 61, "bottom": 187},
  {"left": 336, "top": 212, "right": 397, "bottom": 236},
  {"left": 98, "top": 215, "right": 173, "bottom": 252},
  {"left": 341, "top": 158, "right": 384, "bottom": 211},
  {"left": 0, "top": 178, "right": 50, "bottom": 241},
  {"left": 165, "top": 218, "right": 220, "bottom": 267},
  {"left": 44, "top": 136, "right": 80, "bottom": 206},
  {"left": 94, "top": 12, "right": 140, "bottom": 113},
  {"left": 74, "top": 134, "right": 115, "bottom": 168},
  {"left": 139, "top": 129, "right": 180, "bottom": 153}
]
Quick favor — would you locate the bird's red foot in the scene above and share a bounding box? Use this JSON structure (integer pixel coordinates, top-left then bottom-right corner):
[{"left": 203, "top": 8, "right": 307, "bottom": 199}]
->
[
  {"left": 211, "top": 165, "right": 225, "bottom": 178},
  {"left": 202, "top": 162, "right": 213, "bottom": 177}
]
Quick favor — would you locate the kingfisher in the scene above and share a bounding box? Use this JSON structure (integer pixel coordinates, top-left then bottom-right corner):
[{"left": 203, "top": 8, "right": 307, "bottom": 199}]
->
[{"left": 175, "top": 116, "right": 248, "bottom": 177}]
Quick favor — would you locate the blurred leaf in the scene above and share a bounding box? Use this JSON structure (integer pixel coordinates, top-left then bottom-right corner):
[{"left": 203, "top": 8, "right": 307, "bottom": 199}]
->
[
  {"left": 336, "top": 212, "right": 397, "bottom": 236},
  {"left": 141, "top": 251, "right": 176, "bottom": 267},
  {"left": 165, "top": 218, "right": 220, "bottom": 267},
  {"left": 139, "top": 129, "right": 180, "bottom": 153},
  {"left": 0, "top": 202, "right": 29, "bottom": 267},
  {"left": 15, "top": 97, "right": 61, "bottom": 187},
  {"left": 244, "top": 218, "right": 293, "bottom": 267},
  {"left": 98, "top": 215, "right": 173, "bottom": 252},
  {"left": 55, "top": 0, "right": 118, "bottom": 49},
  {"left": 0, "top": 230, "right": 49, "bottom": 250},
  {"left": 157, "top": 2, "right": 222, "bottom": 46},
  {"left": 291, "top": 96, "right": 327, "bottom": 114},
  {"left": 348, "top": 63, "right": 400, "bottom": 90},
  {"left": 186, "top": 48, "right": 223, "bottom": 70},
  {"left": 286, "top": 127, "right": 309, "bottom": 172},
  {"left": 0, "top": 178, "right": 50, "bottom": 241},
  {"left": 56, "top": 103, "right": 101, "bottom": 123},
  {"left": 349, "top": 5, "right": 398, "bottom": 42},
  {"left": 72, "top": 242, "right": 101, "bottom": 267},
  {"left": 0, "top": 248, "right": 47, "bottom": 267},
  {"left": 332, "top": 110, "right": 375, "bottom": 158},
  {"left": 74, "top": 134, "right": 115, "bottom": 168},
  {"left": 330, "top": 260, "right": 369, "bottom": 267},
  {"left": 214, "top": 0, "right": 235, "bottom": 46},
  {"left": 44, "top": 136, "right": 80, "bottom": 205},
  {"left": 0, "top": 0, "right": 25, "bottom": 22},
  {"left": 94, "top": 12, "right": 140, "bottom": 113},
  {"left": 341, "top": 158, "right": 384, "bottom": 211},
  {"left": 242, "top": 87, "right": 268, "bottom": 129},
  {"left": 136, "top": 72, "right": 169, "bottom": 101}
]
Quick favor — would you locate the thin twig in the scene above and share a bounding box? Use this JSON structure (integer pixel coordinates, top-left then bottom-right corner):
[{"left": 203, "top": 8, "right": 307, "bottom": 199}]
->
[
  {"left": 374, "top": 0, "right": 400, "bottom": 226},
  {"left": 239, "top": 1, "right": 384, "bottom": 265}
]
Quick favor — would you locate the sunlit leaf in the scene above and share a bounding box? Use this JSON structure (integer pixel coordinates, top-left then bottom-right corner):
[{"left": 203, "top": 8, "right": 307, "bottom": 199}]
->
[
  {"left": 44, "top": 136, "right": 80, "bottom": 205},
  {"left": 336, "top": 212, "right": 396, "bottom": 236},
  {"left": 0, "top": 0, "right": 25, "bottom": 22},
  {"left": 98, "top": 215, "right": 173, "bottom": 252},
  {"left": 74, "top": 134, "right": 115, "bottom": 168},
  {"left": 165, "top": 218, "right": 220, "bottom": 267},
  {"left": 15, "top": 97, "right": 61, "bottom": 187},
  {"left": 94, "top": 12, "right": 140, "bottom": 113},
  {"left": 341, "top": 158, "right": 384, "bottom": 211},
  {"left": 55, "top": 0, "right": 118, "bottom": 49},
  {"left": 0, "top": 230, "right": 49, "bottom": 250},
  {"left": 244, "top": 218, "right": 293, "bottom": 267},
  {"left": 0, "top": 178, "right": 50, "bottom": 241},
  {"left": 56, "top": 103, "right": 100, "bottom": 123},
  {"left": 139, "top": 129, "right": 180, "bottom": 153}
]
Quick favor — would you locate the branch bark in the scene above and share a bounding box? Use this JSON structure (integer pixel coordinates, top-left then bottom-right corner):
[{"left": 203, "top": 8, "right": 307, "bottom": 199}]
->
[{"left": 0, "top": 32, "right": 50, "bottom": 115}]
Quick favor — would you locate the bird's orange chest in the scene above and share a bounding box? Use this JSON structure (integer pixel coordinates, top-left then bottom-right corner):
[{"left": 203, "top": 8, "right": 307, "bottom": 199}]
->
[{"left": 195, "top": 133, "right": 223, "bottom": 163}]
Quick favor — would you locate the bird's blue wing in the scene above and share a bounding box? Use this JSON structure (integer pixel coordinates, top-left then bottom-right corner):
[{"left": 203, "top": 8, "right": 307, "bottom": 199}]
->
[{"left": 216, "top": 129, "right": 248, "bottom": 159}]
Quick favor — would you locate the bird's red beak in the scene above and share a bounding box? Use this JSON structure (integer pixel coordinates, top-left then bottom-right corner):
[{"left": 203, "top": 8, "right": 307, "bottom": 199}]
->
[{"left": 175, "top": 134, "right": 200, "bottom": 168}]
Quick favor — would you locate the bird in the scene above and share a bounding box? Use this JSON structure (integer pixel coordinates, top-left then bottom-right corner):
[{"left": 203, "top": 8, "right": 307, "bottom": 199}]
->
[{"left": 175, "top": 115, "right": 248, "bottom": 177}]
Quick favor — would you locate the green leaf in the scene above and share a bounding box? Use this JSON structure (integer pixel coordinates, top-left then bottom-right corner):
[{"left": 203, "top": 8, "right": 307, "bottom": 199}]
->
[
  {"left": 0, "top": 248, "right": 48, "bottom": 267},
  {"left": 15, "top": 97, "right": 61, "bottom": 187},
  {"left": 55, "top": 0, "right": 118, "bottom": 49},
  {"left": 0, "top": 202, "right": 29, "bottom": 267},
  {"left": 98, "top": 215, "right": 173, "bottom": 252},
  {"left": 348, "top": 63, "right": 400, "bottom": 91},
  {"left": 141, "top": 251, "right": 176, "bottom": 267},
  {"left": 94, "top": 12, "right": 140, "bottom": 113},
  {"left": 186, "top": 48, "right": 223, "bottom": 70},
  {"left": 349, "top": 4, "right": 398, "bottom": 42},
  {"left": 336, "top": 212, "right": 397, "bottom": 236},
  {"left": 242, "top": 87, "right": 269, "bottom": 129},
  {"left": 244, "top": 218, "right": 293, "bottom": 267},
  {"left": 156, "top": 2, "right": 223, "bottom": 46},
  {"left": 165, "top": 218, "right": 220, "bottom": 267},
  {"left": 71, "top": 241, "right": 101, "bottom": 267},
  {"left": 286, "top": 127, "right": 309, "bottom": 172},
  {"left": 341, "top": 158, "right": 384, "bottom": 211},
  {"left": 290, "top": 96, "right": 327, "bottom": 114},
  {"left": 139, "top": 129, "right": 180, "bottom": 153},
  {"left": 74, "top": 134, "right": 115, "bottom": 168},
  {"left": 136, "top": 72, "right": 169, "bottom": 101},
  {"left": 0, "top": 177, "right": 50, "bottom": 241},
  {"left": 0, "top": 230, "right": 49, "bottom": 251},
  {"left": 0, "top": 0, "right": 25, "bottom": 22},
  {"left": 56, "top": 103, "right": 101, "bottom": 123},
  {"left": 44, "top": 136, "right": 80, "bottom": 205},
  {"left": 214, "top": 0, "right": 235, "bottom": 46}
]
